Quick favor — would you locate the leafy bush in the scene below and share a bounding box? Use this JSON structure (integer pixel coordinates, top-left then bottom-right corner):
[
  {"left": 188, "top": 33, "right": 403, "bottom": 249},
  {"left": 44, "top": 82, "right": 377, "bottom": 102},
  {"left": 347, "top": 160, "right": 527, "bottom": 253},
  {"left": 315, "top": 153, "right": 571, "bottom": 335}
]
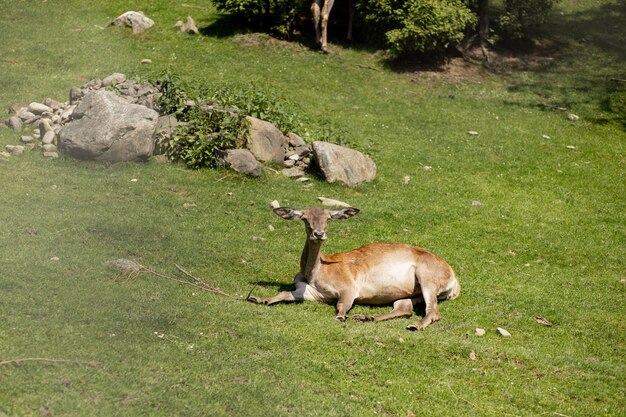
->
[
  {"left": 358, "top": 0, "right": 476, "bottom": 58},
  {"left": 155, "top": 75, "right": 347, "bottom": 169},
  {"left": 498, "top": 0, "right": 560, "bottom": 40},
  {"left": 212, "top": 0, "right": 309, "bottom": 38}
]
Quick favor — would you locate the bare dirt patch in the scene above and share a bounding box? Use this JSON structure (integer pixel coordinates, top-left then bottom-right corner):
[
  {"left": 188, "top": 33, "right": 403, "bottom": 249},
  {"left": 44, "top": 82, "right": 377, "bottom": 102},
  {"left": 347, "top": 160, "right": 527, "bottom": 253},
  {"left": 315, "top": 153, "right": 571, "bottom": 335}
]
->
[{"left": 233, "top": 33, "right": 307, "bottom": 53}]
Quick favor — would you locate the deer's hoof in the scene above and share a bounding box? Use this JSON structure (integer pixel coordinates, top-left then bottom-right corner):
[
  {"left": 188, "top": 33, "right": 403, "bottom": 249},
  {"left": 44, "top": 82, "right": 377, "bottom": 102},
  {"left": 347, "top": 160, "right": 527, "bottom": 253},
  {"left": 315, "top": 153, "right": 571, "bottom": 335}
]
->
[
  {"left": 406, "top": 323, "right": 424, "bottom": 331},
  {"left": 335, "top": 315, "right": 347, "bottom": 322},
  {"left": 247, "top": 296, "right": 266, "bottom": 305},
  {"left": 352, "top": 314, "right": 373, "bottom": 322}
]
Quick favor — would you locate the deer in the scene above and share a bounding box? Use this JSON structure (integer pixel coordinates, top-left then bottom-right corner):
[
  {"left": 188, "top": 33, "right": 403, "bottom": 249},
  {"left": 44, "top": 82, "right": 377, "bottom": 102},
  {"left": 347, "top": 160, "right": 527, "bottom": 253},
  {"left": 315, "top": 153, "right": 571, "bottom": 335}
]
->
[
  {"left": 247, "top": 207, "right": 460, "bottom": 331},
  {"left": 311, "top": 0, "right": 355, "bottom": 53}
]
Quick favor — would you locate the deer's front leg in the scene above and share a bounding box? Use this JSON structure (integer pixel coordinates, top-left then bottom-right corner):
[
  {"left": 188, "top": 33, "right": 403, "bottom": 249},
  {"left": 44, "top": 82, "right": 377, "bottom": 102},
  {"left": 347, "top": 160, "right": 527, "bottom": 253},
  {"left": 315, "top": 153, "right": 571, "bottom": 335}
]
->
[
  {"left": 248, "top": 273, "right": 322, "bottom": 305},
  {"left": 335, "top": 291, "right": 357, "bottom": 322}
]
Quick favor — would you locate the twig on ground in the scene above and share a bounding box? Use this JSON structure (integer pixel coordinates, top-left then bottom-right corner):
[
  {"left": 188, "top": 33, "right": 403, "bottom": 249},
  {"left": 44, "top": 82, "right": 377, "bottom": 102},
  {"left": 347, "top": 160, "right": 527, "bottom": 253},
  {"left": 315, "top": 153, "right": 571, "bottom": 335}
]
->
[
  {"left": 107, "top": 259, "right": 246, "bottom": 301},
  {"left": 0, "top": 358, "right": 98, "bottom": 367}
]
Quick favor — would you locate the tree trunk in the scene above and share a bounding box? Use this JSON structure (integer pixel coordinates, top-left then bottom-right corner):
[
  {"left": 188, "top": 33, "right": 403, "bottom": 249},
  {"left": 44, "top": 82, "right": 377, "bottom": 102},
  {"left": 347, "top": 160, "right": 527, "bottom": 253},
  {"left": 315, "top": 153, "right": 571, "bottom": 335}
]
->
[{"left": 478, "top": 0, "right": 489, "bottom": 46}]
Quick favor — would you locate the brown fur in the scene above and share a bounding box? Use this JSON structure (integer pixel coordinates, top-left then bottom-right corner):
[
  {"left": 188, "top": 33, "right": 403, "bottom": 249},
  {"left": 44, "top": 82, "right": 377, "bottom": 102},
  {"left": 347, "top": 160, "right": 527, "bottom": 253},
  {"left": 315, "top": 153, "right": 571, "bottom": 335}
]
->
[{"left": 248, "top": 207, "right": 460, "bottom": 331}]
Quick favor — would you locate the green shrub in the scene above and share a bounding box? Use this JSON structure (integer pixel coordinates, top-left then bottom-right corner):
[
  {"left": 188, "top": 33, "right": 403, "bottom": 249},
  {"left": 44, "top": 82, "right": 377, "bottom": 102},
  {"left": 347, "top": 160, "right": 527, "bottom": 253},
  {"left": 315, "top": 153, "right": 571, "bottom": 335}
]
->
[
  {"left": 498, "top": 0, "right": 560, "bottom": 40},
  {"left": 212, "top": 0, "right": 309, "bottom": 38},
  {"left": 358, "top": 0, "right": 476, "bottom": 58},
  {"left": 155, "top": 75, "right": 348, "bottom": 169}
]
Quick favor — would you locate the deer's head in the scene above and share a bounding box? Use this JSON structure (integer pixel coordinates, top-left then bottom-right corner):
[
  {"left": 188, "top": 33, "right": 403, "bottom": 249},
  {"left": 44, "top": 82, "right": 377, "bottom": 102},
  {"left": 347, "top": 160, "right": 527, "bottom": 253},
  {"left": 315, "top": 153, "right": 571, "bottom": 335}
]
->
[{"left": 273, "top": 207, "right": 360, "bottom": 242}]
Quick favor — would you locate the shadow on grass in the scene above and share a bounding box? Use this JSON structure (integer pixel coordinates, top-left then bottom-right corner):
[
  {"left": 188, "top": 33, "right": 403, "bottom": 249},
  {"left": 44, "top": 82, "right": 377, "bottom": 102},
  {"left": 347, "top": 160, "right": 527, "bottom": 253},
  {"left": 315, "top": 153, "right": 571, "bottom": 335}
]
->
[{"left": 501, "top": 2, "right": 626, "bottom": 129}]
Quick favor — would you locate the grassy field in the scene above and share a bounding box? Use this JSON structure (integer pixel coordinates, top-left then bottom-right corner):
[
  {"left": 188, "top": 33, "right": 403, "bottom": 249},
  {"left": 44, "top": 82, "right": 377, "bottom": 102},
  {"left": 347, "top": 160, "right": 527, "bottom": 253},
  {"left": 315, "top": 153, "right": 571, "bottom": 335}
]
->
[{"left": 0, "top": 1, "right": 624, "bottom": 416}]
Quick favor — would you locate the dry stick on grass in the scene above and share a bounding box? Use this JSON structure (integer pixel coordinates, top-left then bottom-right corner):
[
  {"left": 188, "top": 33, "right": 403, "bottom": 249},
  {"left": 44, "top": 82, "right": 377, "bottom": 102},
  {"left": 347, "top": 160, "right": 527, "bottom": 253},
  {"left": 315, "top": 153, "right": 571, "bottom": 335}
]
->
[
  {"left": 107, "top": 259, "right": 246, "bottom": 301},
  {"left": 0, "top": 358, "right": 99, "bottom": 367}
]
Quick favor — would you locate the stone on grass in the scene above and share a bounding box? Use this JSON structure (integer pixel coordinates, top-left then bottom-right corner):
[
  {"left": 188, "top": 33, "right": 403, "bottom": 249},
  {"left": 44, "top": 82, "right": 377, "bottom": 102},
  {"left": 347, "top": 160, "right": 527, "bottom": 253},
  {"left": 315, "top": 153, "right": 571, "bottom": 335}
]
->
[
  {"left": 246, "top": 116, "right": 285, "bottom": 165},
  {"left": 218, "top": 149, "right": 263, "bottom": 177},
  {"left": 6, "top": 145, "right": 25, "bottom": 156},
  {"left": 6, "top": 116, "right": 23, "bottom": 131},
  {"left": 312, "top": 141, "right": 376, "bottom": 187},
  {"left": 20, "top": 135, "right": 34, "bottom": 144},
  {"left": 282, "top": 167, "right": 305, "bottom": 178},
  {"left": 176, "top": 16, "right": 199, "bottom": 34},
  {"left": 474, "top": 328, "right": 486, "bottom": 337},
  {"left": 318, "top": 197, "right": 351, "bottom": 207},
  {"left": 496, "top": 327, "right": 511, "bottom": 337},
  {"left": 28, "top": 102, "right": 52, "bottom": 115},
  {"left": 110, "top": 11, "right": 155, "bottom": 34},
  {"left": 59, "top": 90, "right": 158, "bottom": 162}
]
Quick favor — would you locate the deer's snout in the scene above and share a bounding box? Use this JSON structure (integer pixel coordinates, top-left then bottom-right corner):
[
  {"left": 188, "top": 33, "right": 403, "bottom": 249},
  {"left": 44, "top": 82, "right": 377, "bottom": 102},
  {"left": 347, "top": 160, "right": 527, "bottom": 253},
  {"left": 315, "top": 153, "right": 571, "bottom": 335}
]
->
[{"left": 311, "top": 231, "right": 327, "bottom": 241}]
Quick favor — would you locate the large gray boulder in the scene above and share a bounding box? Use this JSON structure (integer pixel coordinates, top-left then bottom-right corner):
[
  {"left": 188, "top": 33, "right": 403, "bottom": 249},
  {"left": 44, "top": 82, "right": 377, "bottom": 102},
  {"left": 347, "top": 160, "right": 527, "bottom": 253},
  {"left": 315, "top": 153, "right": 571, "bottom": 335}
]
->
[
  {"left": 59, "top": 90, "right": 158, "bottom": 162},
  {"left": 246, "top": 116, "right": 285, "bottom": 165},
  {"left": 312, "top": 141, "right": 377, "bottom": 186}
]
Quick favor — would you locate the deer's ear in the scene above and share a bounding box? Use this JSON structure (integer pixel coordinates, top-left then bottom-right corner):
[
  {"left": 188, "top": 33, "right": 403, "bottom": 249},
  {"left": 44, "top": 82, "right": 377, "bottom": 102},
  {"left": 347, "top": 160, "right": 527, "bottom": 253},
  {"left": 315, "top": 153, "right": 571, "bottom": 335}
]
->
[
  {"left": 329, "top": 207, "right": 360, "bottom": 220},
  {"left": 273, "top": 207, "right": 305, "bottom": 220}
]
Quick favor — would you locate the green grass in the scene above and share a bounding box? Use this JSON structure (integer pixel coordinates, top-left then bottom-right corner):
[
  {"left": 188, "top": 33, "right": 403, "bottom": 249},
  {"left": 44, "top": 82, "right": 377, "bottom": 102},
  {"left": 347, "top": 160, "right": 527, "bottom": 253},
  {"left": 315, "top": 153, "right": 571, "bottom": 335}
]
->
[{"left": 0, "top": 1, "right": 624, "bottom": 416}]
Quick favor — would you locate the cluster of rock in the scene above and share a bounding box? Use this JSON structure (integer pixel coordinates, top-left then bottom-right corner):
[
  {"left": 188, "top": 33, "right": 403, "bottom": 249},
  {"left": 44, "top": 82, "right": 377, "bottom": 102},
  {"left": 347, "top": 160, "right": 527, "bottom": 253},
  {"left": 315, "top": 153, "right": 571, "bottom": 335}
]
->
[
  {"left": 3, "top": 73, "right": 161, "bottom": 162},
  {"left": 221, "top": 116, "right": 376, "bottom": 186},
  {"left": 4, "top": 73, "right": 376, "bottom": 186}
]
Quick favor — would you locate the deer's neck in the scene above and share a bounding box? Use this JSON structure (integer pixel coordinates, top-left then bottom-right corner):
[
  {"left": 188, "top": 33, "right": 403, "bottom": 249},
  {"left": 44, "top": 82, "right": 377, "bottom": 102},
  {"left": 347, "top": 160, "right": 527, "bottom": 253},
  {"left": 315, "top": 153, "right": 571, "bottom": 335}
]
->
[{"left": 300, "top": 237, "right": 322, "bottom": 280}]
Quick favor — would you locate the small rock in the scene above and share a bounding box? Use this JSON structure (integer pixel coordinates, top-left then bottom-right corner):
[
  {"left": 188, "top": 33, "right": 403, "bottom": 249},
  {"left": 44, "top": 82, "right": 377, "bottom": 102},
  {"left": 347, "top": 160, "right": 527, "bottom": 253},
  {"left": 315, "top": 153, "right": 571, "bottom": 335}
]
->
[
  {"left": 567, "top": 113, "right": 579, "bottom": 121},
  {"left": 282, "top": 167, "right": 305, "bottom": 178},
  {"left": 41, "top": 130, "right": 56, "bottom": 145},
  {"left": 141, "top": 59, "right": 152, "bottom": 65},
  {"left": 287, "top": 132, "right": 307, "bottom": 148},
  {"left": 496, "top": 327, "right": 511, "bottom": 337},
  {"left": 42, "top": 144, "right": 58, "bottom": 152},
  {"left": 542, "top": 134, "right": 551, "bottom": 140},
  {"left": 24, "top": 143, "right": 36, "bottom": 151},
  {"left": 50, "top": 256, "right": 60, "bottom": 261},
  {"left": 28, "top": 102, "right": 53, "bottom": 115},
  {"left": 468, "top": 131, "right": 479, "bottom": 136},
  {"left": 469, "top": 351, "right": 477, "bottom": 361},
  {"left": 474, "top": 328, "right": 486, "bottom": 336},
  {"left": 61, "top": 104, "right": 76, "bottom": 120},
  {"left": 42, "top": 151, "right": 59, "bottom": 159},
  {"left": 39, "top": 119, "right": 52, "bottom": 136},
  {"left": 69, "top": 87, "right": 83, "bottom": 104},
  {"left": 318, "top": 197, "right": 350, "bottom": 207},
  {"left": 8, "top": 103, "right": 28, "bottom": 114},
  {"left": 270, "top": 200, "right": 281, "bottom": 209},
  {"left": 283, "top": 159, "right": 296, "bottom": 168},
  {"left": 0, "top": 151, "right": 10, "bottom": 160},
  {"left": 6, "top": 115, "right": 23, "bottom": 130},
  {"left": 5, "top": 145, "right": 24, "bottom": 156},
  {"left": 403, "top": 175, "right": 411, "bottom": 185},
  {"left": 620, "top": 278, "right": 626, "bottom": 286},
  {"left": 566, "top": 145, "right": 577, "bottom": 150},
  {"left": 471, "top": 200, "right": 482, "bottom": 207},
  {"left": 43, "top": 98, "right": 62, "bottom": 111},
  {"left": 218, "top": 149, "right": 263, "bottom": 177},
  {"left": 18, "top": 111, "right": 36, "bottom": 121},
  {"left": 288, "top": 153, "right": 300, "bottom": 161},
  {"left": 268, "top": 225, "right": 275, "bottom": 232},
  {"left": 423, "top": 165, "right": 432, "bottom": 171},
  {"left": 102, "top": 73, "right": 126, "bottom": 87},
  {"left": 252, "top": 236, "right": 266, "bottom": 242},
  {"left": 296, "top": 177, "right": 310, "bottom": 183},
  {"left": 176, "top": 16, "right": 199, "bottom": 34},
  {"left": 20, "top": 135, "right": 34, "bottom": 144}
]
